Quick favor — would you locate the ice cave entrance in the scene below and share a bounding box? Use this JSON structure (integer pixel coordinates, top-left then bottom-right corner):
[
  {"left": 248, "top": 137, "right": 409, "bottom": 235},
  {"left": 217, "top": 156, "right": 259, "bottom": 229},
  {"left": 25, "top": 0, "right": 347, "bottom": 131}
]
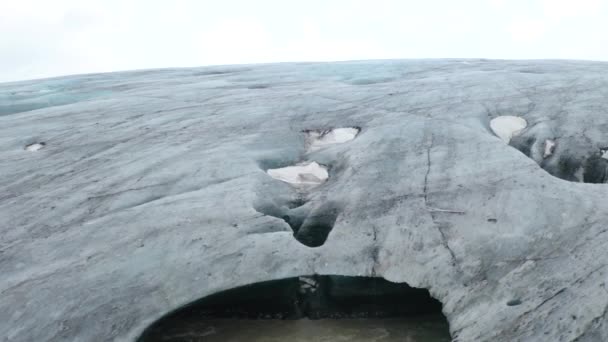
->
[{"left": 138, "top": 276, "right": 451, "bottom": 342}]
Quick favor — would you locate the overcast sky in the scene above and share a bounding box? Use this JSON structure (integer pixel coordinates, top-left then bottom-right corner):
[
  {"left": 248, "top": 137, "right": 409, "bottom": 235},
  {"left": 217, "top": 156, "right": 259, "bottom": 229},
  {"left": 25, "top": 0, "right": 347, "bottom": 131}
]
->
[{"left": 1, "top": 0, "right": 607, "bottom": 82}]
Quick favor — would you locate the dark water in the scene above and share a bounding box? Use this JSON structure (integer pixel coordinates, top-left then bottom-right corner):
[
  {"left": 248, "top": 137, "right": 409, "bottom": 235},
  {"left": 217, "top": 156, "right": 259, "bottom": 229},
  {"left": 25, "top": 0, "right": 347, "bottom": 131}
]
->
[
  {"left": 139, "top": 276, "right": 451, "bottom": 341},
  {"left": 149, "top": 315, "right": 450, "bottom": 342}
]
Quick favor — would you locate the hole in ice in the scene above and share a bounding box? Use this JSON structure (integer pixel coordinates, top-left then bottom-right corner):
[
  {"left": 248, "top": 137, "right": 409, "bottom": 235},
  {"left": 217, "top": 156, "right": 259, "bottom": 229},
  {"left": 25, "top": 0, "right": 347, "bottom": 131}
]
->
[
  {"left": 267, "top": 162, "right": 329, "bottom": 187},
  {"left": 25, "top": 142, "right": 46, "bottom": 151},
  {"left": 506, "top": 299, "right": 522, "bottom": 306},
  {"left": 304, "top": 127, "right": 360, "bottom": 152},
  {"left": 293, "top": 205, "right": 340, "bottom": 247},
  {"left": 253, "top": 197, "right": 339, "bottom": 247},
  {"left": 490, "top": 116, "right": 527, "bottom": 143},
  {"left": 137, "top": 276, "right": 450, "bottom": 342},
  {"left": 494, "top": 117, "right": 608, "bottom": 184}
]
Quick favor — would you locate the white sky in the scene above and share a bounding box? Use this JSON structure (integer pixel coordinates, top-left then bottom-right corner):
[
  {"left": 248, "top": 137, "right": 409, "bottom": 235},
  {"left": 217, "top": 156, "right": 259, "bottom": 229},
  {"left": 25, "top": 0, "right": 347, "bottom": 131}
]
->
[{"left": 1, "top": 0, "right": 607, "bottom": 82}]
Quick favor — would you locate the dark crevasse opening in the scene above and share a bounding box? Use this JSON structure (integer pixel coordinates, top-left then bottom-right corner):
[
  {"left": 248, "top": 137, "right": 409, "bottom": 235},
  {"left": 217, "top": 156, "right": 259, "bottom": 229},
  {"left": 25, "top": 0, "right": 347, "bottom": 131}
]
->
[
  {"left": 505, "top": 124, "right": 608, "bottom": 184},
  {"left": 138, "top": 276, "right": 451, "bottom": 342}
]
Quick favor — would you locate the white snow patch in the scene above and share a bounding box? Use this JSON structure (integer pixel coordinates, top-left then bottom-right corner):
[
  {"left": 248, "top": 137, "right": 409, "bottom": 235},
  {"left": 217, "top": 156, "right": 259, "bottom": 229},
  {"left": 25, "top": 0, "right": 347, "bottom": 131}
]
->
[
  {"left": 601, "top": 149, "right": 608, "bottom": 160},
  {"left": 543, "top": 139, "right": 556, "bottom": 158},
  {"left": 306, "top": 127, "right": 360, "bottom": 152},
  {"left": 25, "top": 142, "right": 45, "bottom": 151},
  {"left": 267, "top": 162, "right": 329, "bottom": 187},
  {"left": 490, "top": 116, "right": 527, "bottom": 143}
]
